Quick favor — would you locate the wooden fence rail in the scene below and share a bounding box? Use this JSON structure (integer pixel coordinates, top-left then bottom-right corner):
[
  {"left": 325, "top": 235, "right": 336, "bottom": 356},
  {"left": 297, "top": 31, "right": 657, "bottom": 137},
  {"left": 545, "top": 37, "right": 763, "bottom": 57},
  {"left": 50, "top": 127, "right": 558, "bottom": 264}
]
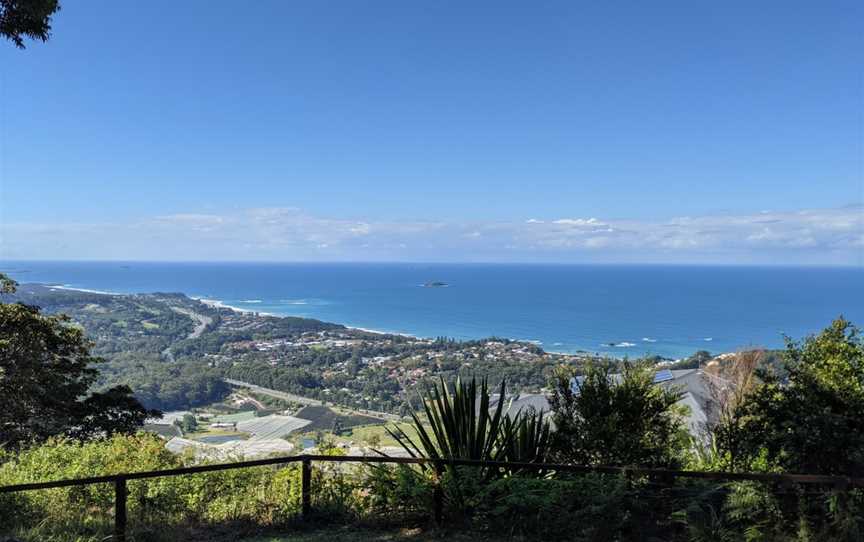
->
[{"left": 1, "top": 454, "right": 862, "bottom": 541}]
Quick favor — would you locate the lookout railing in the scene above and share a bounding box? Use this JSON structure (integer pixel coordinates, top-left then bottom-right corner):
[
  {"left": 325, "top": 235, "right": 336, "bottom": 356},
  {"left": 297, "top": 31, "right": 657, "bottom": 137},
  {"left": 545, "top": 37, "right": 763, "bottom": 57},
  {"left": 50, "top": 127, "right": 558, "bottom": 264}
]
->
[{"left": 1, "top": 454, "right": 862, "bottom": 541}]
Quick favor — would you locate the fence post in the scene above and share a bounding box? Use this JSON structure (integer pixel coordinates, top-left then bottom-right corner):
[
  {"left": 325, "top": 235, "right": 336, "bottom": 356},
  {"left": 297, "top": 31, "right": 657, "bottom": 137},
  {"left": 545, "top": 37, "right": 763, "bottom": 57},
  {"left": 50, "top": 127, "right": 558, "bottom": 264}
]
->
[
  {"left": 301, "top": 457, "right": 312, "bottom": 520},
  {"left": 431, "top": 459, "right": 444, "bottom": 526},
  {"left": 835, "top": 478, "right": 849, "bottom": 518},
  {"left": 433, "top": 483, "right": 443, "bottom": 526},
  {"left": 114, "top": 477, "right": 127, "bottom": 542},
  {"left": 775, "top": 479, "right": 797, "bottom": 524}
]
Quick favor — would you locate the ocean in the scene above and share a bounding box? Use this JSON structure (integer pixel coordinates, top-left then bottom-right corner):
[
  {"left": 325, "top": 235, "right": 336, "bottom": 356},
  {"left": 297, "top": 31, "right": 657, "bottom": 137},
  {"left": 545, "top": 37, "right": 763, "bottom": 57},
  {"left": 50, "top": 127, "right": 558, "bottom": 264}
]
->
[{"left": 2, "top": 261, "right": 862, "bottom": 359}]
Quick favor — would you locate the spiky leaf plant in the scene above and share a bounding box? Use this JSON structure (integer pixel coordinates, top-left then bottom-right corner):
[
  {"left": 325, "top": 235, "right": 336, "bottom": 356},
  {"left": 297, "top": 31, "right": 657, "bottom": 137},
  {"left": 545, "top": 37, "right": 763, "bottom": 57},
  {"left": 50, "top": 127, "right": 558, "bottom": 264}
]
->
[
  {"left": 498, "top": 407, "right": 552, "bottom": 471},
  {"left": 387, "top": 377, "right": 510, "bottom": 476}
]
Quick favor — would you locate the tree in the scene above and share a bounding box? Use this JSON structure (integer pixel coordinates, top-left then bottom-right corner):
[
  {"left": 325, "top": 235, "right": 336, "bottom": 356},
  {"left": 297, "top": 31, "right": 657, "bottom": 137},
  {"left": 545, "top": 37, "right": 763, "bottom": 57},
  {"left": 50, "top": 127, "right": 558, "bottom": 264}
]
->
[
  {"left": 1, "top": 0, "right": 60, "bottom": 48},
  {"left": 717, "top": 317, "right": 864, "bottom": 475},
  {"left": 0, "top": 274, "right": 16, "bottom": 294},
  {"left": 0, "top": 276, "right": 158, "bottom": 448},
  {"left": 703, "top": 350, "right": 762, "bottom": 471},
  {"left": 330, "top": 418, "right": 344, "bottom": 436},
  {"left": 179, "top": 413, "right": 198, "bottom": 433},
  {"left": 548, "top": 360, "right": 687, "bottom": 468}
]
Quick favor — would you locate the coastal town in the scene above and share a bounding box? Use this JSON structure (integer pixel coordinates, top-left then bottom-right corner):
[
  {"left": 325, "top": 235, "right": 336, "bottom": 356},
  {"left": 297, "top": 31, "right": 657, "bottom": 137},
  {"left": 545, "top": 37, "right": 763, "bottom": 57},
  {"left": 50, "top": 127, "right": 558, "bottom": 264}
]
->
[{"left": 9, "top": 283, "right": 602, "bottom": 415}]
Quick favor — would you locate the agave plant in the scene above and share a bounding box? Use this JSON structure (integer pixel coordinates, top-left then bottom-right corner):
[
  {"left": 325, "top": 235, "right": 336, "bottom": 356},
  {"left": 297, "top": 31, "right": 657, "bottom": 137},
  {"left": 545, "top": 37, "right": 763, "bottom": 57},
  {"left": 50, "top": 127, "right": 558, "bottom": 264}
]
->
[
  {"left": 498, "top": 407, "right": 552, "bottom": 468},
  {"left": 387, "top": 377, "right": 553, "bottom": 519},
  {"left": 388, "top": 377, "right": 509, "bottom": 475},
  {"left": 388, "top": 377, "right": 553, "bottom": 477}
]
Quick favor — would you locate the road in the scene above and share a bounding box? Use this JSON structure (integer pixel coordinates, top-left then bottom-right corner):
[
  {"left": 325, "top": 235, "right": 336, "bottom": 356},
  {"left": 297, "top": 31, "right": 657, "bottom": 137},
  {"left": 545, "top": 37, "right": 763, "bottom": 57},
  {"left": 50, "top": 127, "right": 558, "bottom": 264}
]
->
[
  {"left": 171, "top": 307, "right": 213, "bottom": 339},
  {"left": 224, "top": 378, "right": 402, "bottom": 422},
  {"left": 161, "top": 306, "right": 214, "bottom": 362},
  {"left": 225, "top": 379, "right": 324, "bottom": 406}
]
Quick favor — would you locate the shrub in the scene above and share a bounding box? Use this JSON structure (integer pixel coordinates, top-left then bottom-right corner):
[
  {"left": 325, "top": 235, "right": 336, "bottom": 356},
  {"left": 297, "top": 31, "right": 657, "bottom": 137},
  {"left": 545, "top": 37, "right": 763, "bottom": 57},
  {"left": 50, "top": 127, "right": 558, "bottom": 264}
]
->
[
  {"left": 472, "top": 474, "right": 633, "bottom": 541},
  {"left": 549, "top": 360, "right": 687, "bottom": 469},
  {"left": 0, "top": 433, "right": 306, "bottom": 541}
]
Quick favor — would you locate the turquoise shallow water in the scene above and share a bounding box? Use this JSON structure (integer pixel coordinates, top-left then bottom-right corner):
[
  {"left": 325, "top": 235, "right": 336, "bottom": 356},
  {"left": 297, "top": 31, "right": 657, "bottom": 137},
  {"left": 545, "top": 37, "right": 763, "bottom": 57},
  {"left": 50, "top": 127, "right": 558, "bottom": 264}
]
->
[{"left": 3, "top": 261, "right": 862, "bottom": 359}]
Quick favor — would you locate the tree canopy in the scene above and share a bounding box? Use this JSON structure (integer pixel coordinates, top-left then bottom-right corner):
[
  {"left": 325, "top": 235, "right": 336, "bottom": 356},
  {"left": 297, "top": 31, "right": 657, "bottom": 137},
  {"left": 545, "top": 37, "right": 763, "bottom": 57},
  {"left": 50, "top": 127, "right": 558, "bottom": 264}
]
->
[
  {"left": 0, "top": 274, "right": 158, "bottom": 448},
  {"left": 548, "top": 361, "right": 687, "bottom": 468},
  {"left": 1, "top": 0, "right": 60, "bottom": 48},
  {"left": 716, "top": 317, "right": 864, "bottom": 475}
]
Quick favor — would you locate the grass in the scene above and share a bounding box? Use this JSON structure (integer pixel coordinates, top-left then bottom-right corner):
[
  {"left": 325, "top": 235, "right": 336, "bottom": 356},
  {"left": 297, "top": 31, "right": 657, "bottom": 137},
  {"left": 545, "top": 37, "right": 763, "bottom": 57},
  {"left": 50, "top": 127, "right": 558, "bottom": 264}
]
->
[
  {"left": 342, "top": 423, "right": 420, "bottom": 448},
  {"left": 243, "top": 525, "right": 489, "bottom": 541}
]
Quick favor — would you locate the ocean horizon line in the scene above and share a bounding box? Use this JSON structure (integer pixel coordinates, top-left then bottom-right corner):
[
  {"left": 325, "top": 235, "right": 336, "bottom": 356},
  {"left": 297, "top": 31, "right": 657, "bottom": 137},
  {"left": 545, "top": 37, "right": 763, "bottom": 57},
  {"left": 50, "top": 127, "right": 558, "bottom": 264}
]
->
[{"left": 3, "top": 259, "right": 862, "bottom": 270}]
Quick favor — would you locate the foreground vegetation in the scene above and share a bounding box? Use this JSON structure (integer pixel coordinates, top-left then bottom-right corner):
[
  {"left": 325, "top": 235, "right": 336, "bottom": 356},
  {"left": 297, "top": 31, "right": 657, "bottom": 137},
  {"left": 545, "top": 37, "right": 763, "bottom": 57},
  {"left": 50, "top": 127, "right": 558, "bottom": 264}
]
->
[{"left": 1, "top": 272, "right": 863, "bottom": 540}]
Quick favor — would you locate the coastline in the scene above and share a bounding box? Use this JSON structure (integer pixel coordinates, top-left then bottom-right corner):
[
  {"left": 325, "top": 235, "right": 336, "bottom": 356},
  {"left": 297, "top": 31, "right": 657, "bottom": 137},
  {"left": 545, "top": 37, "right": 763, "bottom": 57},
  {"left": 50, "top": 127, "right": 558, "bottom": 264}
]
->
[
  {"left": 46, "top": 283, "right": 127, "bottom": 297},
  {"left": 188, "top": 295, "right": 420, "bottom": 339},
  {"left": 26, "top": 281, "right": 680, "bottom": 360},
  {"left": 194, "top": 297, "right": 275, "bottom": 317},
  {"left": 37, "top": 282, "right": 423, "bottom": 341}
]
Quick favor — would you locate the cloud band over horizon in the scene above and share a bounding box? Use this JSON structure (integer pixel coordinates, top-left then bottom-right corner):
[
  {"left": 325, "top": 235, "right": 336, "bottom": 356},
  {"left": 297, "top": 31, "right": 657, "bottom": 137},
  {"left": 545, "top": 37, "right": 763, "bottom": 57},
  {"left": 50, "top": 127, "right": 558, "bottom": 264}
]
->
[{"left": 2, "top": 205, "right": 862, "bottom": 266}]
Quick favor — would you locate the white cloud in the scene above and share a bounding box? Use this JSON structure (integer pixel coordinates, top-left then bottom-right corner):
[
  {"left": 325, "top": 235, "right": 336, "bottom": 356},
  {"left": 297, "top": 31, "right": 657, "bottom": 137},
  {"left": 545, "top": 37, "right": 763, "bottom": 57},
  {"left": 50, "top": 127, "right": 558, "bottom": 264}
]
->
[
  {"left": 552, "top": 218, "right": 603, "bottom": 226},
  {"left": 2, "top": 205, "right": 862, "bottom": 265}
]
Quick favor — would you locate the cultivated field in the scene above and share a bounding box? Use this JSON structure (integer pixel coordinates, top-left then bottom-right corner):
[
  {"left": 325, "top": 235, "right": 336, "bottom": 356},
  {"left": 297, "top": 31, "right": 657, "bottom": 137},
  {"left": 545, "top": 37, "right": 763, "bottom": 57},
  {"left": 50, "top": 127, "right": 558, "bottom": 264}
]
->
[
  {"left": 294, "top": 406, "right": 384, "bottom": 432},
  {"left": 237, "top": 415, "right": 312, "bottom": 440}
]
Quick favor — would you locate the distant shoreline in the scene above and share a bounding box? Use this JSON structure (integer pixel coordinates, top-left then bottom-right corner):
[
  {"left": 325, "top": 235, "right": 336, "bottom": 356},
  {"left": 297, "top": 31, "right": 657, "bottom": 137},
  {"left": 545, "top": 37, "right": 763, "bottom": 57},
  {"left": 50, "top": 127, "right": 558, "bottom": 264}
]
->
[
  {"left": 197, "top": 295, "right": 418, "bottom": 339},
  {"left": 22, "top": 281, "right": 712, "bottom": 361},
  {"left": 42, "top": 283, "right": 421, "bottom": 342}
]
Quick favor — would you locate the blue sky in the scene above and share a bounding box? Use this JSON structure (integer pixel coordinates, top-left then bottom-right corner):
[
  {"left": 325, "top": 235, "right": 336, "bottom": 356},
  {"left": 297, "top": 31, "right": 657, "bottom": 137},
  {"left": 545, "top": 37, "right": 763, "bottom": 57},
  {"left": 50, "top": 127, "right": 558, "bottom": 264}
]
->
[{"left": 1, "top": 1, "right": 862, "bottom": 264}]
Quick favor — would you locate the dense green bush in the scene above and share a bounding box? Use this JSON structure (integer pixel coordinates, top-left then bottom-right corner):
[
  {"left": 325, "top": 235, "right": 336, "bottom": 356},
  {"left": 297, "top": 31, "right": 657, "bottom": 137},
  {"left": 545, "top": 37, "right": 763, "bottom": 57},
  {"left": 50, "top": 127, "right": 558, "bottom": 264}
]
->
[
  {"left": 3, "top": 312, "right": 864, "bottom": 541},
  {"left": 549, "top": 360, "right": 688, "bottom": 468},
  {"left": 716, "top": 317, "right": 864, "bottom": 477},
  {"left": 359, "top": 464, "right": 433, "bottom": 524},
  {"left": 0, "top": 433, "right": 306, "bottom": 541},
  {"left": 472, "top": 474, "right": 632, "bottom": 541},
  {"left": 2, "top": 433, "right": 862, "bottom": 542}
]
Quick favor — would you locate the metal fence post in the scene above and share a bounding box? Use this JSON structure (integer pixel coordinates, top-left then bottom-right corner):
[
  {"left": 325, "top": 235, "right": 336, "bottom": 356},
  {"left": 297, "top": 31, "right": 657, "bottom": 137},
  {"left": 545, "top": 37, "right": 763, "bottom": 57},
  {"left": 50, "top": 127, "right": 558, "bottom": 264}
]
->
[
  {"left": 301, "top": 457, "right": 311, "bottom": 520},
  {"left": 114, "top": 477, "right": 127, "bottom": 542}
]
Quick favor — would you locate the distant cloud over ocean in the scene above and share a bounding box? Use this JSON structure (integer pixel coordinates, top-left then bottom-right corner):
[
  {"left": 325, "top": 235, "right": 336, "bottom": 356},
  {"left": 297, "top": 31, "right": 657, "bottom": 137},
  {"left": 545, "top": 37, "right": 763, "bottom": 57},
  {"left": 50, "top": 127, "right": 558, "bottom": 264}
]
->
[{"left": 2, "top": 205, "right": 862, "bottom": 265}]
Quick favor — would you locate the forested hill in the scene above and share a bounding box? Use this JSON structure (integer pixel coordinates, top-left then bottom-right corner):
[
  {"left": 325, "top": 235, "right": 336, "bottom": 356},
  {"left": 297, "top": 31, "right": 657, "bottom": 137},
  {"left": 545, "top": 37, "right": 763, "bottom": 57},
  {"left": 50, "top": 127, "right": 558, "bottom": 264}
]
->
[
  {"left": 6, "top": 284, "right": 583, "bottom": 414},
  {"left": 5, "top": 284, "right": 344, "bottom": 411}
]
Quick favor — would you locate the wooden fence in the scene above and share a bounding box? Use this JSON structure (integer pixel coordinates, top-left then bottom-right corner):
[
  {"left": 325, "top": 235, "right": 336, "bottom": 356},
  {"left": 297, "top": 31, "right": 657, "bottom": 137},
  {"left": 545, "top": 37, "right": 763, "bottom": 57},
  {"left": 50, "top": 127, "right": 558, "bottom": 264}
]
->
[{"left": 1, "top": 454, "right": 862, "bottom": 541}]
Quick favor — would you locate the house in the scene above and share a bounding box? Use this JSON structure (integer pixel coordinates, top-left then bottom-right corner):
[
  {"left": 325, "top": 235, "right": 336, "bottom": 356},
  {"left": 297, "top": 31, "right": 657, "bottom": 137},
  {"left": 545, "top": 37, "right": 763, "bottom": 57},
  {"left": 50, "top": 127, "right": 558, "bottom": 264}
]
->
[{"left": 489, "top": 368, "right": 716, "bottom": 440}]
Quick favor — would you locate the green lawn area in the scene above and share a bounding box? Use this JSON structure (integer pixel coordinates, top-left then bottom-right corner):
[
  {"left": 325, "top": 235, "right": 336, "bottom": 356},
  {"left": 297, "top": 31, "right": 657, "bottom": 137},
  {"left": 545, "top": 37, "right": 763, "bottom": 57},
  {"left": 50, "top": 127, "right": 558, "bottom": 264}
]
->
[{"left": 342, "top": 423, "right": 420, "bottom": 447}]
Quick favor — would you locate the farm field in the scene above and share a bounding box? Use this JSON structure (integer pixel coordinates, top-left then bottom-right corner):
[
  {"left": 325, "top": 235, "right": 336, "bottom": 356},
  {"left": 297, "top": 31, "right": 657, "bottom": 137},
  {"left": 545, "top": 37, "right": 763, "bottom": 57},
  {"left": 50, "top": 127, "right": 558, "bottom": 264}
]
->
[
  {"left": 295, "top": 406, "right": 384, "bottom": 432},
  {"left": 341, "top": 423, "right": 420, "bottom": 448},
  {"left": 238, "top": 415, "right": 312, "bottom": 440},
  {"left": 185, "top": 427, "right": 250, "bottom": 441},
  {"left": 211, "top": 411, "right": 258, "bottom": 423}
]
